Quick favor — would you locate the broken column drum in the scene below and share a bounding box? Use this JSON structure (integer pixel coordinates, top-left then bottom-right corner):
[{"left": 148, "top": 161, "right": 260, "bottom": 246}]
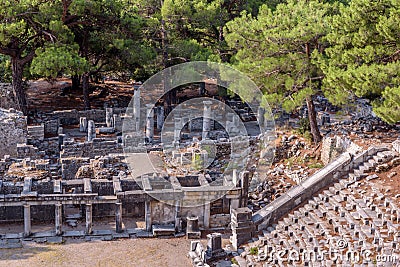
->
[{"left": 202, "top": 101, "right": 212, "bottom": 140}]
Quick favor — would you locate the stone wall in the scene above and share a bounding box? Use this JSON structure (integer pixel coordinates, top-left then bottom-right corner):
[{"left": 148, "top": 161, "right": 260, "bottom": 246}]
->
[
  {"left": 0, "top": 202, "right": 144, "bottom": 222},
  {"left": 180, "top": 206, "right": 206, "bottom": 228},
  {"left": 61, "top": 157, "right": 90, "bottom": 180},
  {"left": 321, "top": 135, "right": 361, "bottom": 165},
  {"left": 93, "top": 201, "right": 145, "bottom": 218},
  {"left": 209, "top": 214, "right": 230, "bottom": 228},
  {"left": 0, "top": 205, "right": 55, "bottom": 222},
  {"left": 121, "top": 200, "right": 145, "bottom": 217},
  {"left": 91, "top": 180, "right": 114, "bottom": 195},
  {"left": 27, "top": 125, "right": 44, "bottom": 141},
  {"left": 0, "top": 83, "right": 17, "bottom": 110},
  {"left": 17, "top": 144, "right": 39, "bottom": 159},
  {"left": 151, "top": 202, "right": 176, "bottom": 225},
  {"left": 61, "top": 139, "right": 123, "bottom": 159},
  {"left": 0, "top": 108, "right": 27, "bottom": 158},
  {"left": 33, "top": 137, "right": 60, "bottom": 156},
  {"left": 0, "top": 181, "right": 23, "bottom": 194},
  {"left": 0, "top": 156, "right": 13, "bottom": 176},
  {"left": 44, "top": 119, "right": 59, "bottom": 136},
  {"left": 31, "top": 180, "right": 54, "bottom": 194},
  {"left": 121, "top": 180, "right": 141, "bottom": 191},
  {"left": 38, "top": 108, "right": 127, "bottom": 126}
]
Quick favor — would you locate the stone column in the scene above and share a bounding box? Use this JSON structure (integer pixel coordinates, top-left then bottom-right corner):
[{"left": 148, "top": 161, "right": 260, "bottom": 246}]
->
[
  {"left": 106, "top": 108, "right": 113, "bottom": 127},
  {"left": 145, "top": 201, "right": 152, "bottom": 232},
  {"left": 230, "top": 199, "right": 240, "bottom": 210},
  {"left": 240, "top": 171, "right": 250, "bottom": 207},
  {"left": 23, "top": 204, "right": 31, "bottom": 237},
  {"left": 85, "top": 204, "right": 93, "bottom": 234},
  {"left": 58, "top": 134, "right": 65, "bottom": 151},
  {"left": 145, "top": 104, "right": 154, "bottom": 143},
  {"left": 133, "top": 88, "right": 140, "bottom": 131},
  {"left": 232, "top": 169, "right": 238, "bottom": 186},
  {"left": 232, "top": 115, "right": 240, "bottom": 128},
  {"left": 199, "top": 82, "right": 206, "bottom": 95},
  {"left": 87, "top": 120, "right": 96, "bottom": 142},
  {"left": 79, "top": 117, "right": 88, "bottom": 132},
  {"left": 113, "top": 114, "right": 120, "bottom": 132},
  {"left": 174, "top": 117, "right": 181, "bottom": 143},
  {"left": 203, "top": 202, "right": 210, "bottom": 229},
  {"left": 257, "top": 107, "right": 265, "bottom": 128},
  {"left": 174, "top": 200, "right": 181, "bottom": 232},
  {"left": 156, "top": 106, "right": 164, "bottom": 131},
  {"left": 115, "top": 202, "right": 123, "bottom": 233},
  {"left": 55, "top": 203, "right": 62, "bottom": 236},
  {"left": 202, "top": 101, "right": 212, "bottom": 140}
]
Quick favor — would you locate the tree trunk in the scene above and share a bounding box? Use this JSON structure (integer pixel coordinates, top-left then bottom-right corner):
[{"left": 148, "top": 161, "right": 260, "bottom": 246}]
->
[
  {"left": 82, "top": 72, "right": 91, "bottom": 110},
  {"left": 306, "top": 96, "right": 321, "bottom": 144},
  {"left": 71, "top": 75, "right": 81, "bottom": 90},
  {"left": 160, "top": 2, "right": 174, "bottom": 116},
  {"left": 11, "top": 58, "right": 27, "bottom": 115}
]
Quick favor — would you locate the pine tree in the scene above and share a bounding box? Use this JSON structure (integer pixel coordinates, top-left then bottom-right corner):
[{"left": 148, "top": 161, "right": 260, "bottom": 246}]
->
[
  {"left": 60, "top": 0, "right": 153, "bottom": 109},
  {"left": 225, "top": 0, "right": 339, "bottom": 143},
  {"left": 0, "top": 1, "right": 67, "bottom": 114},
  {"left": 319, "top": 0, "right": 400, "bottom": 124}
]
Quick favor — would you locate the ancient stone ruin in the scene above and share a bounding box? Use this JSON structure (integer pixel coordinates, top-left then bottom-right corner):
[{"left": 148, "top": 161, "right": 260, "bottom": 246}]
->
[
  {"left": 0, "top": 82, "right": 274, "bottom": 250},
  {"left": 0, "top": 81, "right": 399, "bottom": 267}
]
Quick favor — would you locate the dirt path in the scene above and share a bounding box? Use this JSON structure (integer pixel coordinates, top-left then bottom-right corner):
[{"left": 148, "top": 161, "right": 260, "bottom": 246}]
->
[{"left": 0, "top": 237, "right": 192, "bottom": 267}]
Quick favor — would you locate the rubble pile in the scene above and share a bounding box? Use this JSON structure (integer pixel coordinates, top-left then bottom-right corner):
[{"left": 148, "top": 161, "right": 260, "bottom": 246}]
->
[
  {"left": 3, "top": 159, "right": 50, "bottom": 182},
  {"left": 248, "top": 180, "right": 277, "bottom": 211},
  {"left": 274, "top": 133, "right": 310, "bottom": 162},
  {"left": 72, "top": 155, "right": 131, "bottom": 180}
]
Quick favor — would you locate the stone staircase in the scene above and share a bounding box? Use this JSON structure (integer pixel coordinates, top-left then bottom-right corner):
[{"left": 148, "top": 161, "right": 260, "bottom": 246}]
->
[{"left": 236, "top": 149, "right": 400, "bottom": 266}]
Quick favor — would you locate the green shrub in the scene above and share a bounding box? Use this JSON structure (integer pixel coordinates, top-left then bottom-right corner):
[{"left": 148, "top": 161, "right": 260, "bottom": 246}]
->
[
  {"left": 308, "top": 162, "right": 324, "bottom": 169},
  {"left": 249, "top": 247, "right": 258, "bottom": 255},
  {"left": 298, "top": 118, "right": 310, "bottom": 134}
]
